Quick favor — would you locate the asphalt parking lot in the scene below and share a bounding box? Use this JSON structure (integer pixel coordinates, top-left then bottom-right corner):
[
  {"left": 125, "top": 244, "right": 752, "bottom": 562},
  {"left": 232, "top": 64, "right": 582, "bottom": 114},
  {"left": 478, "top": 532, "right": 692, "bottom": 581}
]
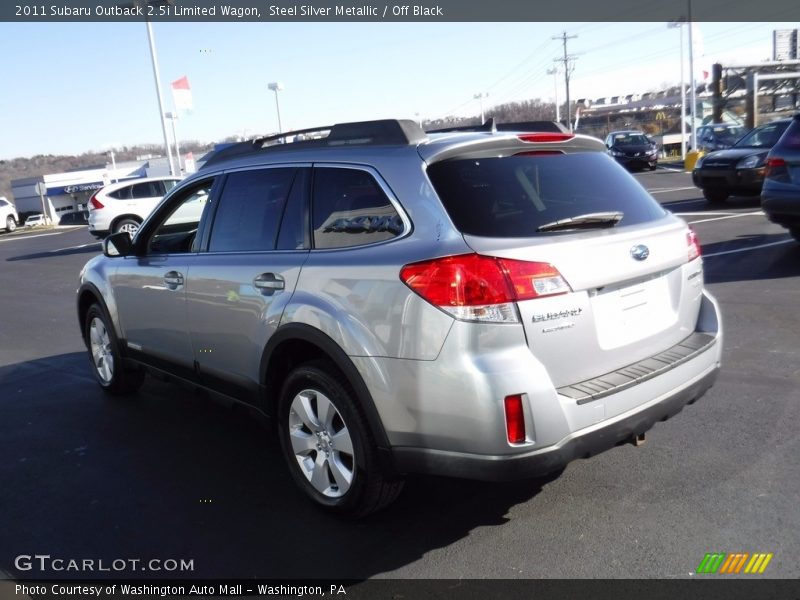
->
[{"left": 1, "top": 170, "right": 798, "bottom": 580}]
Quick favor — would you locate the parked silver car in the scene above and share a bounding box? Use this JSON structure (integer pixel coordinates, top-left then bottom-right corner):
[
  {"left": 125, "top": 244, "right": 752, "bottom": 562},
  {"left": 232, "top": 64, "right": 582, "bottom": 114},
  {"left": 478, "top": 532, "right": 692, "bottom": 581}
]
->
[{"left": 77, "top": 119, "right": 722, "bottom": 516}]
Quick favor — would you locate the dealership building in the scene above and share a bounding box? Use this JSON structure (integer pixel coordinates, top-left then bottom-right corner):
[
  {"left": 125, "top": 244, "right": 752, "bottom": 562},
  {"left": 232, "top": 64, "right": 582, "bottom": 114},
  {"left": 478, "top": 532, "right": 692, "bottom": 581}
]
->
[{"left": 11, "top": 156, "right": 176, "bottom": 221}]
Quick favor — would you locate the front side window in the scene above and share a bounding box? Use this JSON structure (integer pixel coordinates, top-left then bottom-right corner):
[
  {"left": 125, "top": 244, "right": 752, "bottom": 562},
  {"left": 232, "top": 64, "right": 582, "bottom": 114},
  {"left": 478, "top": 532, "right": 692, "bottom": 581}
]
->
[
  {"left": 208, "top": 168, "right": 297, "bottom": 253},
  {"left": 427, "top": 152, "right": 666, "bottom": 238},
  {"left": 311, "top": 168, "right": 404, "bottom": 249},
  {"left": 147, "top": 180, "right": 214, "bottom": 254}
]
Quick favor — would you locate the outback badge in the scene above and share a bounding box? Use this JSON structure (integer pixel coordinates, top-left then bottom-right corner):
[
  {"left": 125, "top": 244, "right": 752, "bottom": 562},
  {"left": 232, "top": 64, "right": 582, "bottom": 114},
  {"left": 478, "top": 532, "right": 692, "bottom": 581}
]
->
[{"left": 630, "top": 244, "right": 650, "bottom": 261}]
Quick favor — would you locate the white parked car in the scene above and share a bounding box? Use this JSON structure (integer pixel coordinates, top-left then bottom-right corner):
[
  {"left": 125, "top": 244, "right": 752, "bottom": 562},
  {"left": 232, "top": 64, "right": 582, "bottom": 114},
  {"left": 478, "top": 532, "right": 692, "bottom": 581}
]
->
[
  {"left": 87, "top": 176, "right": 182, "bottom": 238},
  {"left": 24, "top": 213, "right": 51, "bottom": 228},
  {"left": 0, "top": 196, "right": 19, "bottom": 233}
]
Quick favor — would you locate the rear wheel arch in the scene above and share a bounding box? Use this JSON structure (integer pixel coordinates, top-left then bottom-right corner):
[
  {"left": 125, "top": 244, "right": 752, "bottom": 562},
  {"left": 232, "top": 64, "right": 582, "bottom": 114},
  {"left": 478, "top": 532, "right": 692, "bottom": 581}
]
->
[
  {"left": 260, "top": 324, "right": 392, "bottom": 453},
  {"left": 111, "top": 214, "right": 142, "bottom": 231}
]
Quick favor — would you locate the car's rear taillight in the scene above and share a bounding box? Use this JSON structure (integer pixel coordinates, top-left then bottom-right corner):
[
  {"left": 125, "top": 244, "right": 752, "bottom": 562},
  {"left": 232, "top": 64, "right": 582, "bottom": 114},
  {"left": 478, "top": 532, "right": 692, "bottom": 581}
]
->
[
  {"left": 89, "top": 192, "right": 104, "bottom": 210},
  {"left": 764, "top": 157, "right": 789, "bottom": 182},
  {"left": 687, "top": 228, "right": 702, "bottom": 261},
  {"left": 399, "top": 253, "right": 571, "bottom": 323}
]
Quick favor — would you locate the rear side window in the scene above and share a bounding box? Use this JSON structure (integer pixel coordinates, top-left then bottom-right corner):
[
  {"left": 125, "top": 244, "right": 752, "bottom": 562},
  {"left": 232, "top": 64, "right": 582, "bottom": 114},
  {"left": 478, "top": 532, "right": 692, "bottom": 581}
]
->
[
  {"left": 131, "top": 181, "right": 164, "bottom": 199},
  {"left": 774, "top": 119, "right": 800, "bottom": 151},
  {"left": 312, "top": 168, "right": 404, "bottom": 249},
  {"left": 209, "top": 167, "right": 297, "bottom": 252},
  {"left": 427, "top": 152, "right": 666, "bottom": 238}
]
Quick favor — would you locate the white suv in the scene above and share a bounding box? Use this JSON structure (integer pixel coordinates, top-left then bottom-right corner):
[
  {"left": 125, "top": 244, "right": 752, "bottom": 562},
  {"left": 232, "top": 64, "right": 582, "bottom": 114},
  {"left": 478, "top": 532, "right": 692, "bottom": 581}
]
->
[
  {"left": 87, "top": 176, "right": 181, "bottom": 238},
  {"left": 0, "top": 196, "right": 19, "bottom": 233}
]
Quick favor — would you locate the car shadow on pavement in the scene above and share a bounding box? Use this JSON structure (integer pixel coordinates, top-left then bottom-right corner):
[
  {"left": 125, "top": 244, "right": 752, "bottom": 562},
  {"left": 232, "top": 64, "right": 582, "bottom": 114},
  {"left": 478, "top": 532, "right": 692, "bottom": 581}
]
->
[
  {"left": 702, "top": 233, "right": 800, "bottom": 284},
  {"left": 0, "top": 352, "right": 556, "bottom": 581},
  {"left": 6, "top": 243, "right": 101, "bottom": 262}
]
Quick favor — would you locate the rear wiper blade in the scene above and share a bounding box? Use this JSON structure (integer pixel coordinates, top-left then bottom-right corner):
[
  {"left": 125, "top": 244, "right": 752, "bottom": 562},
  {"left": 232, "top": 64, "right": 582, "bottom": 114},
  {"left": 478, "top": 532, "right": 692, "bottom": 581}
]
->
[{"left": 536, "top": 211, "right": 624, "bottom": 232}]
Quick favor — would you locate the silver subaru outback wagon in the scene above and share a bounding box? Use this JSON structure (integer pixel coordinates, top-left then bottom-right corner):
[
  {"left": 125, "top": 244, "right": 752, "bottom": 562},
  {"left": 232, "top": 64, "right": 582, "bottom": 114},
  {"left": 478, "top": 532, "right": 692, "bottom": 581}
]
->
[{"left": 77, "top": 119, "right": 722, "bottom": 516}]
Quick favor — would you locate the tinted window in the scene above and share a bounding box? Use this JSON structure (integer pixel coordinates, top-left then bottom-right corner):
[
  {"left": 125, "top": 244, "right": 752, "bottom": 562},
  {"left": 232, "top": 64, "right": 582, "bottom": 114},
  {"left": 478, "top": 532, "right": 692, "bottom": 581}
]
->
[
  {"left": 427, "top": 152, "right": 666, "bottom": 238},
  {"left": 612, "top": 133, "right": 650, "bottom": 146},
  {"left": 107, "top": 186, "right": 132, "bottom": 200},
  {"left": 312, "top": 168, "right": 403, "bottom": 249},
  {"left": 164, "top": 179, "right": 179, "bottom": 192},
  {"left": 131, "top": 181, "right": 163, "bottom": 199},
  {"left": 209, "top": 168, "right": 296, "bottom": 253},
  {"left": 734, "top": 121, "right": 790, "bottom": 149}
]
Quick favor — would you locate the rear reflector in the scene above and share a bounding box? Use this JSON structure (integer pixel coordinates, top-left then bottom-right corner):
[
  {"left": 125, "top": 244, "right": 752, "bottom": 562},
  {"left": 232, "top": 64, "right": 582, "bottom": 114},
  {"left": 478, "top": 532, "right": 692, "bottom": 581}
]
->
[
  {"left": 518, "top": 133, "right": 575, "bottom": 143},
  {"left": 399, "top": 253, "right": 571, "bottom": 322},
  {"left": 687, "top": 228, "right": 701, "bottom": 261},
  {"left": 504, "top": 394, "right": 526, "bottom": 444}
]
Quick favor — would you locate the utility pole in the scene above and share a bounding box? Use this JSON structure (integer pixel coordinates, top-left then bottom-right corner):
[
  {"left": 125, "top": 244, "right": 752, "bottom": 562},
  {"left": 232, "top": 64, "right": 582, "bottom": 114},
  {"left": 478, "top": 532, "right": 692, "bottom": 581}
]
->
[
  {"left": 546, "top": 66, "right": 560, "bottom": 123},
  {"left": 687, "top": 0, "right": 698, "bottom": 151},
  {"left": 553, "top": 31, "right": 578, "bottom": 132}
]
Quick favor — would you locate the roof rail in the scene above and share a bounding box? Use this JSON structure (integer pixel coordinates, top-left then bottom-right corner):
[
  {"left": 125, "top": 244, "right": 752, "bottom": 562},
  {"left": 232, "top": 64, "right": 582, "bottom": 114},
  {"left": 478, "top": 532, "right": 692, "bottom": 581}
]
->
[
  {"left": 200, "top": 119, "right": 426, "bottom": 170},
  {"left": 425, "top": 119, "right": 569, "bottom": 134}
]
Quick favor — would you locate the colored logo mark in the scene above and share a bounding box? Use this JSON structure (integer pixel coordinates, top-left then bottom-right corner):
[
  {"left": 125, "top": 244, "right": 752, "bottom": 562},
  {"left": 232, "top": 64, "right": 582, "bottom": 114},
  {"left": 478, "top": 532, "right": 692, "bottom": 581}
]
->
[{"left": 696, "top": 552, "right": 774, "bottom": 574}]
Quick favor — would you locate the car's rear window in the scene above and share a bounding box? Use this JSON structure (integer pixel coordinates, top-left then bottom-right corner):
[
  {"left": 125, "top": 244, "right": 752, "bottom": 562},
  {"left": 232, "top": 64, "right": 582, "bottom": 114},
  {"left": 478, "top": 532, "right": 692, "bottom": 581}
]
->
[{"left": 426, "top": 152, "right": 666, "bottom": 237}]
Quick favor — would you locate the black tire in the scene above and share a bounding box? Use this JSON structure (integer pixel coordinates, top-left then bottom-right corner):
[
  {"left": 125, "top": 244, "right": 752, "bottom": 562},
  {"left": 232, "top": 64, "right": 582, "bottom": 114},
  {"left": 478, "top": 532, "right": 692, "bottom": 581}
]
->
[
  {"left": 114, "top": 218, "right": 141, "bottom": 237},
  {"left": 84, "top": 303, "right": 144, "bottom": 395},
  {"left": 277, "top": 360, "right": 404, "bottom": 517},
  {"left": 5, "top": 215, "right": 16, "bottom": 233},
  {"left": 703, "top": 188, "right": 729, "bottom": 204}
]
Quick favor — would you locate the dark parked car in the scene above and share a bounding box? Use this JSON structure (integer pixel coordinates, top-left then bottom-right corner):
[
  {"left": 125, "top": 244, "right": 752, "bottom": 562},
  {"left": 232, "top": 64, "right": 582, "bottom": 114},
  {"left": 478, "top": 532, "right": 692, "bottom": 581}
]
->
[
  {"left": 604, "top": 130, "right": 659, "bottom": 171},
  {"left": 761, "top": 113, "right": 800, "bottom": 243},
  {"left": 692, "top": 118, "right": 792, "bottom": 204},
  {"left": 694, "top": 123, "right": 748, "bottom": 152}
]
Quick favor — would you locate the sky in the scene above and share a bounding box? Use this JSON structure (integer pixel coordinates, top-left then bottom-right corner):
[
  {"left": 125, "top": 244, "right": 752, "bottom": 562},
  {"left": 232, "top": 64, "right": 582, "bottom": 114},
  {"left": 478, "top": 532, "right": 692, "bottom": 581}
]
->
[{"left": 0, "top": 19, "right": 794, "bottom": 159}]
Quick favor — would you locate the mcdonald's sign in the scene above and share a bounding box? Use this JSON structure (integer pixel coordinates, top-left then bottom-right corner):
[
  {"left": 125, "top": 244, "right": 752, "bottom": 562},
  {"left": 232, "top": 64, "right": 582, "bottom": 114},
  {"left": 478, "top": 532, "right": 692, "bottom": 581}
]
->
[
  {"left": 655, "top": 111, "right": 667, "bottom": 120},
  {"left": 696, "top": 552, "right": 774, "bottom": 574}
]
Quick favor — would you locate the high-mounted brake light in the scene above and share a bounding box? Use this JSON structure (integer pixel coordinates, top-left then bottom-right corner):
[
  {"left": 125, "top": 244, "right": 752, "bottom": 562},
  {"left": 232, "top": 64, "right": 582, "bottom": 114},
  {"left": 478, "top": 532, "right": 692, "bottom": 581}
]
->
[
  {"left": 399, "top": 253, "right": 571, "bottom": 323},
  {"left": 687, "top": 228, "right": 702, "bottom": 262},
  {"left": 517, "top": 133, "right": 575, "bottom": 143}
]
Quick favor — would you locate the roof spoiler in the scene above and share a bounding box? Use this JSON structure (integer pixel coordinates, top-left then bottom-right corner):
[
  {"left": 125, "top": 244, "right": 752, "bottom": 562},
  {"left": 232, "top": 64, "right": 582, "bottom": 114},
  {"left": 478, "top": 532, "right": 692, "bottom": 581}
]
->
[{"left": 426, "top": 119, "right": 569, "bottom": 134}]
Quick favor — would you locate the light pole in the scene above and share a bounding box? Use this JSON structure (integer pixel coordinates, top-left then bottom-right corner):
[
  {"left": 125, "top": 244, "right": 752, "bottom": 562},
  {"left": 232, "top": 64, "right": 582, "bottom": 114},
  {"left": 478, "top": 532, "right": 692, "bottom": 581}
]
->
[
  {"left": 144, "top": 17, "right": 176, "bottom": 176},
  {"left": 268, "top": 82, "right": 284, "bottom": 133},
  {"left": 687, "top": 0, "right": 698, "bottom": 151},
  {"left": 473, "top": 92, "right": 488, "bottom": 124},
  {"left": 668, "top": 20, "right": 687, "bottom": 159},
  {"left": 164, "top": 112, "right": 182, "bottom": 174},
  {"left": 546, "top": 66, "right": 560, "bottom": 123}
]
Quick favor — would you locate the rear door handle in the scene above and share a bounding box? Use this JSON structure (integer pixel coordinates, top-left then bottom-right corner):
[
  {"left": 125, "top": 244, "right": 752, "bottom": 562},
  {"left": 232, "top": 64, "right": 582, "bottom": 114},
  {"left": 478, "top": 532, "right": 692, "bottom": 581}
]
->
[
  {"left": 253, "top": 273, "right": 285, "bottom": 295},
  {"left": 164, "top": 271, "right": 184, "bottom": 289}
]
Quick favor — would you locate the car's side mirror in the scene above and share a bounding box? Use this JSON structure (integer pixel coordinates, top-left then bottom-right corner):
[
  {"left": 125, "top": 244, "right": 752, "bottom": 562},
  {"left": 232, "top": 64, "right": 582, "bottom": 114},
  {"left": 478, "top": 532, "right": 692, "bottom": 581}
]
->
[{"left": 103, "top": 232, "right": 133, "bottom": 257}]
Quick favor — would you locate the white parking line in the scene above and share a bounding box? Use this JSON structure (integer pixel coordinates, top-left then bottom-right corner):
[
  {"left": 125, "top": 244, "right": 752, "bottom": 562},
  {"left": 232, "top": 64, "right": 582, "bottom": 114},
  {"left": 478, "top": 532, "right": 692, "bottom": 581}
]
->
[
  {"left": 704, "top": 238, "right": 795, "bottom": 258},
  {"left": 649, "top": 186, "right": 698, "bottom": 194},
  {"left": 683, "top": 211, "right": 764, "bottom": 225}
]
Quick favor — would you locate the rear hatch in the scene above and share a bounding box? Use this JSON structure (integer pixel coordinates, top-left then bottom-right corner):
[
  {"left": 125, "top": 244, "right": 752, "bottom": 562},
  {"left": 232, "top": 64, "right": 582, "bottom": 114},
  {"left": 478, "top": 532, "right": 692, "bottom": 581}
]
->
[{"left": 425, "top": 144, "right": 703, "bottom": 388}]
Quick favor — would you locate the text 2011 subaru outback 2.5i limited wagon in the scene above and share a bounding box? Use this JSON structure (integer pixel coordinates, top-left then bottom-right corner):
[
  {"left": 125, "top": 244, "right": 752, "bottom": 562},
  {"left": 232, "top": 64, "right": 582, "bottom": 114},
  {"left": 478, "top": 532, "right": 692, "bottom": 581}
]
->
[{"left": 78, "top": 119, "right": 722, "bottom": 516}]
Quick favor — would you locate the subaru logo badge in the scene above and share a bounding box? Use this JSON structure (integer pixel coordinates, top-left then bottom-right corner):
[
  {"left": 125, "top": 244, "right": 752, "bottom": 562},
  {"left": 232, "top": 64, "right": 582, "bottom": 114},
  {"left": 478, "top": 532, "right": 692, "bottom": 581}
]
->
[{"left": 630, "top": 244, "right": 649, "bottom": 261}]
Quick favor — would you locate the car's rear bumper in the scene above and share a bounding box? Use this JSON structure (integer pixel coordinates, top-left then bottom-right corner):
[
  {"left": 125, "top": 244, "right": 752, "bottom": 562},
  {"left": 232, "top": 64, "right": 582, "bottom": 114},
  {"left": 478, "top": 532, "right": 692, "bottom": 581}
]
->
[
  {"left": 762, "top": 189, "right": 800, "bottom": 229},
  {"left": 692, "top": 167, "right": 764, "bottom": 194},
  {"left": 393, "top": 363, "right": 718, "bottom": 481}
]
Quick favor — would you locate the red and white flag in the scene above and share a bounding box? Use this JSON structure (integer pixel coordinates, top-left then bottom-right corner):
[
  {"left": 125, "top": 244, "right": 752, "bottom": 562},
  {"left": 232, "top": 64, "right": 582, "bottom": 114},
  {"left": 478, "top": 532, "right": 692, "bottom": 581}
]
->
[{"left": 171, "top": 76, "right": 193, "bottom": 112}]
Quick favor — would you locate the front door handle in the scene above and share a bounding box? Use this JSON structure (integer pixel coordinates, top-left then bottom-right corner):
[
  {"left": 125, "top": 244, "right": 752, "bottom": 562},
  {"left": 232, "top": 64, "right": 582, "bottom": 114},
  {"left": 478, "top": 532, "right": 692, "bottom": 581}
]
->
[
  {"left": 164, "top": 271, "right": 184, "bottom": 289},
  {"left": 253, "top": 273, "right": 285, "bottom": 295}
]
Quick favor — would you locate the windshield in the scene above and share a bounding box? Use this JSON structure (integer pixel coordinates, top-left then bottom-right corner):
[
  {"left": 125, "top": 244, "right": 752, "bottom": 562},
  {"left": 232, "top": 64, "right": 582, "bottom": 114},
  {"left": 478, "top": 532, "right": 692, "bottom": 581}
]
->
[
  {"left": 613, "top": 133, "right": 651, "bottom": 146},
  {"left": 734, "top": 121, "right": 790, "bottom": 149},
  {"left": 426, "top": 152, "right": 666, "bottom": 238}
]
